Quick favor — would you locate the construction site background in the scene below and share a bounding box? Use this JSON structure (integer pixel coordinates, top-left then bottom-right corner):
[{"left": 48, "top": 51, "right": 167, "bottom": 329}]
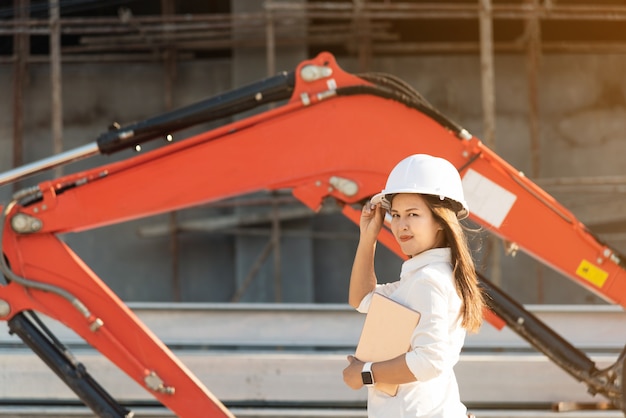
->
[{"left": 1, "top": 0, "right": 626, "bottom": 305}]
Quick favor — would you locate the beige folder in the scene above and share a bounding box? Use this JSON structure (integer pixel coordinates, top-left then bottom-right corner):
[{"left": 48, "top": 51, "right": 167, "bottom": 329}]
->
[{"left": 355, "top": 292, "right": 421, "bottom": 396}]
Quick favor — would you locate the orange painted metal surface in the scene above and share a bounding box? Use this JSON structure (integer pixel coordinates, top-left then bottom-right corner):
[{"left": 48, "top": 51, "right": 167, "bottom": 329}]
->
[{"left": 1, "top": 51, "right": 625, "bottom": 415}]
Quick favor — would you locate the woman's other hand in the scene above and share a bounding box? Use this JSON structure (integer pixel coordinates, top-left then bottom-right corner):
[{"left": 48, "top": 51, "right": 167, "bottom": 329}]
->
[{"left": 343, "top": 355, "right": 365, "bottom": 390}]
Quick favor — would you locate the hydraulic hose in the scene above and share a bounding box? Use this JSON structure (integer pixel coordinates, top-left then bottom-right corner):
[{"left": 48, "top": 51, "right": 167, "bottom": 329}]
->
[
  {"left": 0, "top": 198, "right": 92, "bottom": 320},
  {"left": 346, "top": 72, "right": 472, "bottom": 140}
]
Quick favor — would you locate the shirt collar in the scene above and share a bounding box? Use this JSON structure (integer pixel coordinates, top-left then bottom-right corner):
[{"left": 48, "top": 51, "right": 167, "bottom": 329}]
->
[{"left": 400, "top": 247, "right": 452, "bottom": 279}]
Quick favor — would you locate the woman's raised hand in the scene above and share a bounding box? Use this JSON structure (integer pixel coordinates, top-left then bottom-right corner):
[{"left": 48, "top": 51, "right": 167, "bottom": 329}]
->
[{"left": 359, "top": 201, "right": 385, "bottom": 242}]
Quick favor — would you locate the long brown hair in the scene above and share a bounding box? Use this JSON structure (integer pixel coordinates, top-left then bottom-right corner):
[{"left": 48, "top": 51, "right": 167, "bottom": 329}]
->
[{"left": 423, "top": 194, "right": 485, "bottom": 333}]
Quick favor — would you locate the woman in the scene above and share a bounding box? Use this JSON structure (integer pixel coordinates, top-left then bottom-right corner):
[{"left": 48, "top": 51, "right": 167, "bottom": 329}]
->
[{"left": 343, "top": 154, "right": 484, "bottom": 418}]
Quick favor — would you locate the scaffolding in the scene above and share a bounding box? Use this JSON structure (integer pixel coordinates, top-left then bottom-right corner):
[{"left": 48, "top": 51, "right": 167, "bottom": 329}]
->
[{"left": 4, "top": 0, "right": 626, "bottom": 177}]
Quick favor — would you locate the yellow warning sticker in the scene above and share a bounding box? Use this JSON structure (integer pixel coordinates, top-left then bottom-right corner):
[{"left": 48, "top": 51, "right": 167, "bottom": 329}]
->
[{"left": 576, "top": 259, "right": 609, "bottom": 288}]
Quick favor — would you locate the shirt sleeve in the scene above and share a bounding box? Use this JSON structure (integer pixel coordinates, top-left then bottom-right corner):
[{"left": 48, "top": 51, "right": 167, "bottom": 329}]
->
[
  {"left": 404, "top": 273, "right": 455, "bottom": 381},
  {"left": 355, "top": 281, "right": 402, "bottom": 313}
]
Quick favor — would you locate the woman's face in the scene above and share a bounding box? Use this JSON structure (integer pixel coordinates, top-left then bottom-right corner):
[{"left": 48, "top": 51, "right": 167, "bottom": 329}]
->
[{"left": 390, "top": 193, "right": 443, "bottom": 257}]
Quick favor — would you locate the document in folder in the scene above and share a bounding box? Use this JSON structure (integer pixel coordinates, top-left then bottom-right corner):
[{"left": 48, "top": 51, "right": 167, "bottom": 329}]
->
[{"left": 355, "top": 292, "right": 421, "bottom": 396}]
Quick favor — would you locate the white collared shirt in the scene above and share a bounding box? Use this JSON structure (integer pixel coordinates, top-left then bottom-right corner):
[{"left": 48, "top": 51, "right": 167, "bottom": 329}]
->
[{"left": 356, "top": 247, "right": 468, "bottom": 418}]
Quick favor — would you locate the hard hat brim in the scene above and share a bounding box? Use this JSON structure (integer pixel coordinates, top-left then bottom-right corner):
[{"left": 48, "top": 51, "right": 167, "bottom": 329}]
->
[{"left": 369, "top": 191, "right": 389, "bottom": 209}]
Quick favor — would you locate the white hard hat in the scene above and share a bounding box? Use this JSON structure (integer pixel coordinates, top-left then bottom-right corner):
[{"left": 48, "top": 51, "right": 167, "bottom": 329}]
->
[{"left": 371, "top": 154, "right": 469, "bottom": 219}]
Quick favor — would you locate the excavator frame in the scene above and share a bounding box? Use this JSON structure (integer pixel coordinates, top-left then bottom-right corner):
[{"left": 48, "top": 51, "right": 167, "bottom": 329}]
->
[{"left": 0, "top": 52, "right": 624, "bottom": 417}]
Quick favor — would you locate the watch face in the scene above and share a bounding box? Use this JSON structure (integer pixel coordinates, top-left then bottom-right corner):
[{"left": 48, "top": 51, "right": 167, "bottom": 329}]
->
[{"left": 361, "top": 371, "right": 374, "bottom": 385}]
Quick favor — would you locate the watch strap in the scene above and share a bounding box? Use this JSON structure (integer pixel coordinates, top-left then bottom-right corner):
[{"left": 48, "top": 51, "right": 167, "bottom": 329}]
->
[{"left": 361, "top": 361, "right": 375, "bottom": 386}]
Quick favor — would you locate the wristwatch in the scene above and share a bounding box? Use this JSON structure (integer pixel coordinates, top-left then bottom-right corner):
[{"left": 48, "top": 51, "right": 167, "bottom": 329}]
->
[{"left": 361, "top": 361, "right": 375, "bottom": 386}]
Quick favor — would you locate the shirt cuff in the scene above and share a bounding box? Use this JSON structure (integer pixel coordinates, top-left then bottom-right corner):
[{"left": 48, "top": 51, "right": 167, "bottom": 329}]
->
[
  {"left": 405, "top": 349, "right": 441, "bottom": 381},
  {"left": 356, "top": 291, "right": 375, "bottom": 313}
]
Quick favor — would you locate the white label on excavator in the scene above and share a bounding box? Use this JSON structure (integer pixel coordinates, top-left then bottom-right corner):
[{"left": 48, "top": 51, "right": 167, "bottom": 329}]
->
[{"left": 462, "top": 169, "right": 517, "bottom": 228}]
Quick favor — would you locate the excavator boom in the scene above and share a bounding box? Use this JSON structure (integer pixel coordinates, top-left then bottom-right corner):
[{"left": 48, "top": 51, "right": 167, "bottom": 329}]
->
[{"left": 0, "top": 52, "right": 624, "bottom": 416}]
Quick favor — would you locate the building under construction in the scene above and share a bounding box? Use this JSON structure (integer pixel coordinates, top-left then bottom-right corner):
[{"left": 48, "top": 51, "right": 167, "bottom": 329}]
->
[
  {"left": 2, "top": 0, "right": 626, "bottom": 304},
  {"left": 1, "top": 1, "right": 626, "bottom": 417}
]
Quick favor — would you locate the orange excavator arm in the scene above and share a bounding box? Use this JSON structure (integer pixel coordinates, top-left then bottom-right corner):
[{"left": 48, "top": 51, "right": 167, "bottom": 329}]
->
[{"left": 0, "top": 52, "right": 624, "bottom": 416}]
